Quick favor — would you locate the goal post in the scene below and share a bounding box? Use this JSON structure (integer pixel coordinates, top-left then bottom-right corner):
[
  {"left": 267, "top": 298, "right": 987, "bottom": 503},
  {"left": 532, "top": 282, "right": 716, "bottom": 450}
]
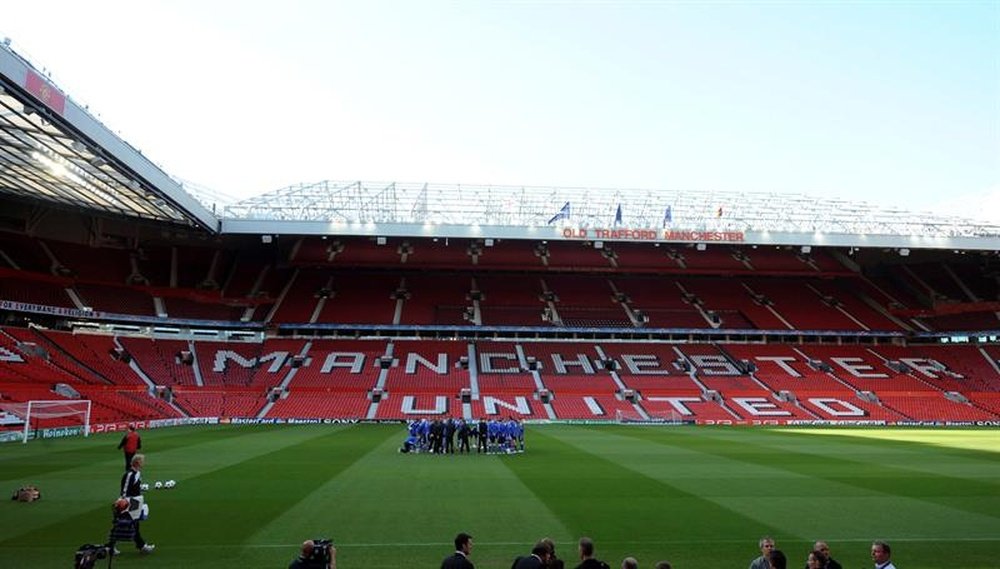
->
[{"left": 0, "top": 400, "right": 91, "bottom": 443}]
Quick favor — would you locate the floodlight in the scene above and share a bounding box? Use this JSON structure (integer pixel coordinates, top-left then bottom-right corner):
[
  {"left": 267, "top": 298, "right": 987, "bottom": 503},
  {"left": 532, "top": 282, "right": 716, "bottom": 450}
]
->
[
  {"left": 899, "top": 248, "right": 910, "bottom": 256},
  {"left": 695, "top": 243, "right": 707, "bottom": 251},
  {"left": 800, "top": 245, "right": 811, "bottom": 254}
]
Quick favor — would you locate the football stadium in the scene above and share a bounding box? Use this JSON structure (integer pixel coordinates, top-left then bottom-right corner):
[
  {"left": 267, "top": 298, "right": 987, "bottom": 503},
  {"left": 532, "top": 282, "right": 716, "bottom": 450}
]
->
[{"left": 1, "top": 18, "right": 1000, "bottom": 569}]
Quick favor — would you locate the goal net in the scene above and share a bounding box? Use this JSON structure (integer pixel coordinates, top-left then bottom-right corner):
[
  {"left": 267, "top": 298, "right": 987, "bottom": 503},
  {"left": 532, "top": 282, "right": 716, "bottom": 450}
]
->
[
  {"left": 615, "top": 408, "right": 685, "bottom": 425},
  {"left": 0, "top": 400, "right": 91, "bottom": 443}
]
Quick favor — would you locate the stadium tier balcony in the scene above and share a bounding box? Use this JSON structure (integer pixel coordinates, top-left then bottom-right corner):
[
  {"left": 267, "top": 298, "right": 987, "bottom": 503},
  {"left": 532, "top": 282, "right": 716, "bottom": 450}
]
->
[
  {"left": 398, "top": 275, "right": 475, "bottom": 325},
  {"left": 807, "top": 280, "right": 904, "bottom": 330},
  {"left": 162, "top": 297, "right": 246, "bottom": 321},
  {"left": 474, "top": 240, "right": 545, "bottom": 269},
  {"left": 118, "top": 337, "right": 197, "bottom": 386},
  {"left": 749, "top": 280, "right": 867, "bottom": 330},
  {"left": 544, "top": 241, "right": 609, "bottom": 269},
  {"left": 476, "top": 274, "right": 547, "bottom": 325},
  {"left": 924, "top": 312, "right": 1000, "bottom": 332},
  {"left": 172, "top": 246, "right": 220, "bottom": 289},
  {"left": 312, "top": 273, "right": 400, "bottom": 324},
  {"left": 907, "top": 263, "right": 969, "bottom": 302},
  {"left": 673, "top": 246, "right": 747, "bottom": 271},
  {"left": 0, "top": 272, "right": 75, "bottom": 308},
  {"left": 74, "top": 283, "right": 156, "bottom": 316},
  {"left": 270, "top": 270, "right": 329, "bottom": 323},
  {"left": 0, "top": 233, "right": 53, "bottom": 273},
  {"left": 544, "top": 275, "right": 632, "bottom": 327},
  {"left": 221, "top": 257, "right": 271, "bottom": 299},
  {"left": 407, "top": 239, "right": 477, "bottom": 267},
  {"left": 135, "top": 246, "right": 173, "bottom": 287},
  {"left": 310, "top": 237, "right": 404, "bottom": 266},
  {"left": 950, "top": 263, "right": 1000, "bottom": 301},
  {"left": 678, "top": 278, "right": 788, "bottom": 329},
  {"left": 43, "top": 241, "right": 133, "bottom": 284},
  {"left": 866, "top": 273, "right": 926, "bottom": 312},
  {"left": 742, "top": 247, "right": 817, "bottom": 272}
]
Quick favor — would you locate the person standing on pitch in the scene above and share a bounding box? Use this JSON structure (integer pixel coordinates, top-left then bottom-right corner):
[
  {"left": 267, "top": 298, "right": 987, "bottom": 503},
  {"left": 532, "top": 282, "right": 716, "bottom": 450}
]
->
[
  {"left": 749, "top": 536, "right": 776, "bottom": 569},
  {"left": 573, "top": 537, "right": 610, "bottom": 569},
  {"left": 805, "top": 541, "right": 842, "bottom": 569},
  {"left": 117, "top": 424, "right": 142, "bottom": 471},
  {"left": 442, "top": 533, "right": 474, "bottom": 569},
  {"left": 512, "top": 540, "right": 550, "bottom": 569},
  {"left": 120, "top": 454, "right": 154, "bottom": 554},
  {"left": 871, "top": 541, "right": 896, "bottom": 569}
]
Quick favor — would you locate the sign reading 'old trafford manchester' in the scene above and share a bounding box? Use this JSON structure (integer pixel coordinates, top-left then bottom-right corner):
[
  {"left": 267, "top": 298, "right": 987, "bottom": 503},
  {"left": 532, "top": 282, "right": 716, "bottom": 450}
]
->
[{"left": 560, "top": 227, "right": 746, "bottom": 243}]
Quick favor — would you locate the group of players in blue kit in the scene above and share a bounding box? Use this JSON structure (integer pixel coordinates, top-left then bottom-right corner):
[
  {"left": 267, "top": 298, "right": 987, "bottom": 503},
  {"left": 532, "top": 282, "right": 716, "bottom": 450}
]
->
[{"left": 400, "top": 417, "right": 525, "bottom": 454}]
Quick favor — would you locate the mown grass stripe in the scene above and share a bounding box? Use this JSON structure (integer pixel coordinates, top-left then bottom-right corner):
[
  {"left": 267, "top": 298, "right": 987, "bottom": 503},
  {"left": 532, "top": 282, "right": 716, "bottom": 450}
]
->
[
  {"left": 665, "top": 428, "right": 1000, "bottom": 518},
  {"left": 501, "top": 426, "right": 787, "bottom": 569}
]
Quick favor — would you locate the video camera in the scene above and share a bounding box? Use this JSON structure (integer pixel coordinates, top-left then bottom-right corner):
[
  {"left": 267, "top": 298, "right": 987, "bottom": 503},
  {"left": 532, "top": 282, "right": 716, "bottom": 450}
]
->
[
  {"left": 74, "top": 543, "right": 111, "bottom": 569},
  {"left": 308, "top": 539, "right": 333, "bottom": 565}
]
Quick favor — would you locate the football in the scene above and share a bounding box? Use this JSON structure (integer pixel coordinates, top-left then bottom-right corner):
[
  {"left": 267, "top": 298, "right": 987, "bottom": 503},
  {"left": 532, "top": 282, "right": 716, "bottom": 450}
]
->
[
  {"left": 140, "top": 483, "right": 149, "bottom": 491},
  {"left": 153, "top": 481, "right": 163, "bottom": 489},
  {"left": 164, "top": 480, "right": 176, "bottom": 489}
]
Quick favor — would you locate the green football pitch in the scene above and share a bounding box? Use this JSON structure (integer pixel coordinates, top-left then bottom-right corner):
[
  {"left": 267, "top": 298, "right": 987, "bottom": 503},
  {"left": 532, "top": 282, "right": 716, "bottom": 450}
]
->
[{"left": 2, "top": 424, "right": 999, "bottom": 569}]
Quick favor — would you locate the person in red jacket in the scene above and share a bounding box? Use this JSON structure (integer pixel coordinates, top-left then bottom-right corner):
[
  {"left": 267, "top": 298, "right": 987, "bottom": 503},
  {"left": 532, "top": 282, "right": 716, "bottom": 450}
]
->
[{"left": 117, "top": 424, "right": 142, "bottom": 471}]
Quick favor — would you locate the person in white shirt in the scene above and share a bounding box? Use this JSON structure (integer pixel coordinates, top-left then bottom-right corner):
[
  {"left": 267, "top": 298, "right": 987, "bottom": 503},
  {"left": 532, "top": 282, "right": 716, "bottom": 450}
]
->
[{"left": 871, "top": 541, "right": 896, "bottom": 569}]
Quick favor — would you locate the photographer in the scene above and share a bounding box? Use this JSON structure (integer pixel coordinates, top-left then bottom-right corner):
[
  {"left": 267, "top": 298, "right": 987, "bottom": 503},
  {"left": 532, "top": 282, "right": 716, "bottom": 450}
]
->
[{"left": 289, "top": 539, "right": 336, "bottom": 569}]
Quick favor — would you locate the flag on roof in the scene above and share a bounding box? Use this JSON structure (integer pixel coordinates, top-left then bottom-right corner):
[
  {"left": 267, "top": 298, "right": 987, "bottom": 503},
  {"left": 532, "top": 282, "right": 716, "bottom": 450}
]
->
[
  {"left": 547, "top": 202, "right": 571, "bottom": 224},
  {"left": 716, "top": 206, "right": 724, "bottom": 218},
  {"left": 614, "top": 203, "right": 623, "bottom": 226},
  {"left": 662, "top": 206, "right": 672, "bottom": 227}
]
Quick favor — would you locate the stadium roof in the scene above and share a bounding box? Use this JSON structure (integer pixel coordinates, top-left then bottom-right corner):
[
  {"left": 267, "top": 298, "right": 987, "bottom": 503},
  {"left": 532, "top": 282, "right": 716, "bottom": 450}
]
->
[
  {"left": 0, "top": 43, "right": 218, "bottom": 232},
  {"left": 221, "top": 180, "right": 1000, "bottom": 251},
  {"left": 3, "top": 43, "right": 999, "bottom": 252}
]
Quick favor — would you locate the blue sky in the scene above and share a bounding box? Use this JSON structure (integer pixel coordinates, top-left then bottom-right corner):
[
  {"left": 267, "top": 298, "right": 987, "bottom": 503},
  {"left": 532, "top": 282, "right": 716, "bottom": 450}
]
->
[{"left": 2, "top": 1, "right": 998, "bottom": 220}]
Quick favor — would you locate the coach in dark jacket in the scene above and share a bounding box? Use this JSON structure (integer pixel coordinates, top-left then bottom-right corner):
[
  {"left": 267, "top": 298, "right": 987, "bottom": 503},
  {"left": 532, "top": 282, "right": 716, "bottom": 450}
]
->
[
  {"left": 442, "top": 533, "right": 474, "bottom": 569},
  {"left": 574, "top": 538, "right": 609, "bottom": 569},
  {"left": 512, "top": 541, "right": 551, "bottom": 569}
]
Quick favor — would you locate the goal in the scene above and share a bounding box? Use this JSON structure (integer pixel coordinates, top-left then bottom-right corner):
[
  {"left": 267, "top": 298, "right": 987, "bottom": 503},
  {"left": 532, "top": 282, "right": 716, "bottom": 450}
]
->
[
  {"left": 615, "top": 408, "right": 685, "bottom": 425},
  {"left": 0, "top": 399, "right": 91, "bottom": 443}
]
